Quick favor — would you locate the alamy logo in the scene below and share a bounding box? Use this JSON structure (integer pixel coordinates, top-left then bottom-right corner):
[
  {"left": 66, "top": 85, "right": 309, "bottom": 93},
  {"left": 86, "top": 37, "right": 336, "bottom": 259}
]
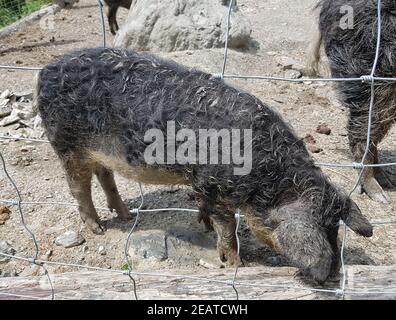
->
[
  {"left": 144, "top": 121, "right": 253, "bottom": 176},
  {"left": 340, "top": 5, "right": 354, "bottom": 30}
]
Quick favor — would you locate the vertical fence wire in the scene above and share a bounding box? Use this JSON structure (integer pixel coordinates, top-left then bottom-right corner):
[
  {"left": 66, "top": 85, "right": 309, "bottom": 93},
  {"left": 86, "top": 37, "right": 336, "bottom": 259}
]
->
[
  {"left": 0, "top": 151, "right": 54, "bottom": 300},
  {"left": 123, "top": 182, "right": 144, "bottom": 300},
  {"left": 220, "top": 0, "right": 235, "bottom": 78},
  {"left": 339, "top": 0, "right": 383, "bottom": 299},
  {"left": 97, "top": 0, "right": 106, "bottom": 47}
]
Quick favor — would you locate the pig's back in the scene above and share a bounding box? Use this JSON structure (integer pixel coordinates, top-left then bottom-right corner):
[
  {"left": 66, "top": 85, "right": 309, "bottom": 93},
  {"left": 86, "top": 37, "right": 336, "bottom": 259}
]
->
[{"left": 36, "top": 48, "right": 294, "bottom": 162}]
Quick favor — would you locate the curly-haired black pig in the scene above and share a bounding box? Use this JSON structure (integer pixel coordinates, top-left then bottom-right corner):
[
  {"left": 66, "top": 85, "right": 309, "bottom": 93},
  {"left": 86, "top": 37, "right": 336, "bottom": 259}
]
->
[
  {"left": 307, "top": 0, "right": 396, "bottom": 203},
  {"left": 35, "top": 47, "right": 373, "bottom": 283}
]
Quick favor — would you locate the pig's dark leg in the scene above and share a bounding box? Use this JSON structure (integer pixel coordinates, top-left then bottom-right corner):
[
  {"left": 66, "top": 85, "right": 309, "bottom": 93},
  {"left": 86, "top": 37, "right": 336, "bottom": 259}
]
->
[
  {"left": 108, "top": 5, "right": 118, "bottom": 35},
  {"left": 113, "top": 6, "right": 120, "bottom": 31},
  {"left": 372, "top": 119, "right": 396, "bottom": 189},
  {"left": 196, "top": 197, "right": 214, "bottom": 232},
  {"left": 348, "top": 114, "right": 391, "bottom": 203},
  {"left": 211, "top": 207, "right": 240, "bottom": 266},
  {"left": 63, "top": 155, "right": 104, "bottom": 234},
  {"left": 95, "top": 166, "right": 130, "bottom": 220},
  {"left": 327, "top": 226, "right": 341, "bottom": 282}
]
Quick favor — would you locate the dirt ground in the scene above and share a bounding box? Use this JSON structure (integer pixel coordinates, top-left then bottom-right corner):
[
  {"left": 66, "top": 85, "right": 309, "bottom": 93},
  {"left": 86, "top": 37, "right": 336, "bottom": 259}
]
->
[{"left": 0, "top": 0, "right": 395, "bottom": 289}]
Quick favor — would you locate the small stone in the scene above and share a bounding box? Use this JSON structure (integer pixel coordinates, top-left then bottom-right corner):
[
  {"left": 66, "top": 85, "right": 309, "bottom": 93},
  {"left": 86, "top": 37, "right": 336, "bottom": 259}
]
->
[
  {"left": 82, "top": 245, "right": 89, "bottom": 253},
  {"left": 308, "top": 144, "right": 323, "bottom": 154},
  {"left": 55, "top": 231, "right": 85, "bottom": 248},
  {"left": 0, "top": 90, "right": 11, "bottom": 100},
  {"left": 284, "top": 69, "right": 302, "bottom": 79},
  {"left": 303, "top": 134, "right": 316, "bottom": 145},
  {"left": 0, "top": 206, "right": 11, "bottom": 225},
  {"left": 20, "top": 146, "right": 35, "bottom": 152},
  {"left": 316, "top": 123, "right": 332, "bottom": 135},
  {"left": 0, "top": 271, "right": 17, "bottom": 277},
  {"left": 0, "top": 240, "right": 16, "bottom": 263},
  {"left": 266, "top": 51, "right": 277, "bottom": 56},
  {"left": 199, "top": 259, "right": 223, "bottom": 269},
  {"left": 98, "top": 246, "right": 106, "bottom": 255},
  {"left": 0, "top": 113, "right": 19, "bottom": 126}
]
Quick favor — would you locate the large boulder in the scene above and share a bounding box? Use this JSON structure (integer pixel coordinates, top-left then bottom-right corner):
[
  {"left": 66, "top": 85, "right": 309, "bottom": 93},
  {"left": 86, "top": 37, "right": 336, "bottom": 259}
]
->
[
  {"left": 52, "top": 0, "right": 79, "bottom": 9},
  {"left": 114, "top": 0, "right": 251, "bottom": 52}
]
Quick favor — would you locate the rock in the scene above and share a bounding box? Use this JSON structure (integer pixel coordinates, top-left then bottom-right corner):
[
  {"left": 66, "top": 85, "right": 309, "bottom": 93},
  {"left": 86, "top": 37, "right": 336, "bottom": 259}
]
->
[
  {"left": 114, "top": 0, "right": 251, "bottom": 52},
  {"left": 0, "top": 113, "right": 19, "bottom": 126},
  {"left": 0, "top": 98, "right": 34, "bottom": 127},
  {"left": 15, "top": 91, "right": 33, "bottom": 101},
  {"left": 316, "top": 123, "right": 332, "bottom": 135},
  {"left": 98, "top": 246, "right": 106, "bottom": 255},
  {"left": 20, "top": 146, "right": 35, "bottom": 153},
  {"left": 55, "top": 231, "right": 85, "bottom": 248},
  {"left": 199, "top": 259, "right": 224, "bottom": 269},
  {"left": 52, "top": 0, "right": 79, "bottom": 9},
  {"left": 0, "top": 90, "right": 11, "bottom": 100},
  {"left": 0, "top": 91, "right": 12, "bottom": 118},
  {"left": 284, "top": 69, "right": 302, "bottom": 79},
  {"left": 0, "top": 270, "right": 17, "bottom": 277},
  {"left": 0, "top": 241, "right": 16, "bottom": 263},
  {"left": 308, "top": 144, "right": 323, "bottom": 154},
  {"left": 0, "top": 206, "right": 11, "bottom": 225},
  {"left": 277, "top": 56, "right": 304, "bottom": 71},
  {"left": 129, "top": 230, "right": 168, "bottom": 261},
  {"left": 303, "top": 134, "right": 316, "bottom": 145}
]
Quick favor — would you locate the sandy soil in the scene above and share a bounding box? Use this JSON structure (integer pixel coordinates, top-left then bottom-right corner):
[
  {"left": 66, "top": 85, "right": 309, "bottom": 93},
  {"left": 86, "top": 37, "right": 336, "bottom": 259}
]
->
[{"left": 0, "top": 0, "right": 395, "bottom": 286}]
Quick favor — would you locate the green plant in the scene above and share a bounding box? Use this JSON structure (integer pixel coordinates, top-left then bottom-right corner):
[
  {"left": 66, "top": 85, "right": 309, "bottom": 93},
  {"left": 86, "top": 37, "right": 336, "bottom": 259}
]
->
[{"left": 0, "top": 0, "right": 52, "bottom": 28}]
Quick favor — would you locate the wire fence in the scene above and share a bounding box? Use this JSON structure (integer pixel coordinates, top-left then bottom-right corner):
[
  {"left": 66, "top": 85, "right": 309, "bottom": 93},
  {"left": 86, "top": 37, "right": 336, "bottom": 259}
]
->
[{"left": 0, "top": 0, "right": 395, "bottom": 300}]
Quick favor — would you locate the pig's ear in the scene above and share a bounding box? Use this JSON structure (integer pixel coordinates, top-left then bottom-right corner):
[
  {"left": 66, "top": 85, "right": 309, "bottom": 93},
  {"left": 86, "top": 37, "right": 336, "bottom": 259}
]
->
[{"left": 344, "top": 200, "right": 373, "bottom": 237}]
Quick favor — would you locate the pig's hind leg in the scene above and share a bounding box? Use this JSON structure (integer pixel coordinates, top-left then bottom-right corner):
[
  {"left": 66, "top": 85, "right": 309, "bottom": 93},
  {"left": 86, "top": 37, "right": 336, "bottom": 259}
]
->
[
  {"left": 62, "top": 154, "right": 105, "bottom": 234},
  {"left": 95, "top": 166, "right": 130, "bottom": 220}
]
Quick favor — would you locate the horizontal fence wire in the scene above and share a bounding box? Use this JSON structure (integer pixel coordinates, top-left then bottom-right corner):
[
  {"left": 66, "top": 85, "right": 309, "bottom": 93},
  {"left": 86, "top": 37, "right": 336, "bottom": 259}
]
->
[{"left": 0, "top": 0, "right": 395, "bottom": 300}]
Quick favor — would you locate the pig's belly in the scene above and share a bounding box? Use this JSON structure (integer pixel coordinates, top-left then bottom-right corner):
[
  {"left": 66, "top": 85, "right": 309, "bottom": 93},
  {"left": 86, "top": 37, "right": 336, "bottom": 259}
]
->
[{"left": 89, "top": 151, "right": 191, "bottom": 185}]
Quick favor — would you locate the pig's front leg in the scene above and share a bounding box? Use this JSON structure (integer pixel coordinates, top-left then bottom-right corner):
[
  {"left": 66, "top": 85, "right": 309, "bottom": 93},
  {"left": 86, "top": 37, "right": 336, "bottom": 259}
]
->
[
  {"left": 210, "top": 207, "right": 241, "bottom": 266},
  {"left": 196, "top": 197, "right": 214, "bottom": 232}
]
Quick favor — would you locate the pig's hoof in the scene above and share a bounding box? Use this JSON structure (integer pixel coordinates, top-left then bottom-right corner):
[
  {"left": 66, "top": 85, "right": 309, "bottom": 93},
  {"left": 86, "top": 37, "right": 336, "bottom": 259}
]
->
[
  {"left": 362, "top": 179, "right": 390, "bottom": 204},
  {"left": 218, "top": 248, "right": 241, "bottom": 266},
  {"left": 327, "top": 272, "right": 341, "bottom": 283},
  {"left": 108, "top": 202, "right": 131, "bottom": 220},
  {"left": 115, "top": 209, "right": 132, "bottom": 221},
  {"left": 88, "top": 221, "right": 106, "bottom": 235}
]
